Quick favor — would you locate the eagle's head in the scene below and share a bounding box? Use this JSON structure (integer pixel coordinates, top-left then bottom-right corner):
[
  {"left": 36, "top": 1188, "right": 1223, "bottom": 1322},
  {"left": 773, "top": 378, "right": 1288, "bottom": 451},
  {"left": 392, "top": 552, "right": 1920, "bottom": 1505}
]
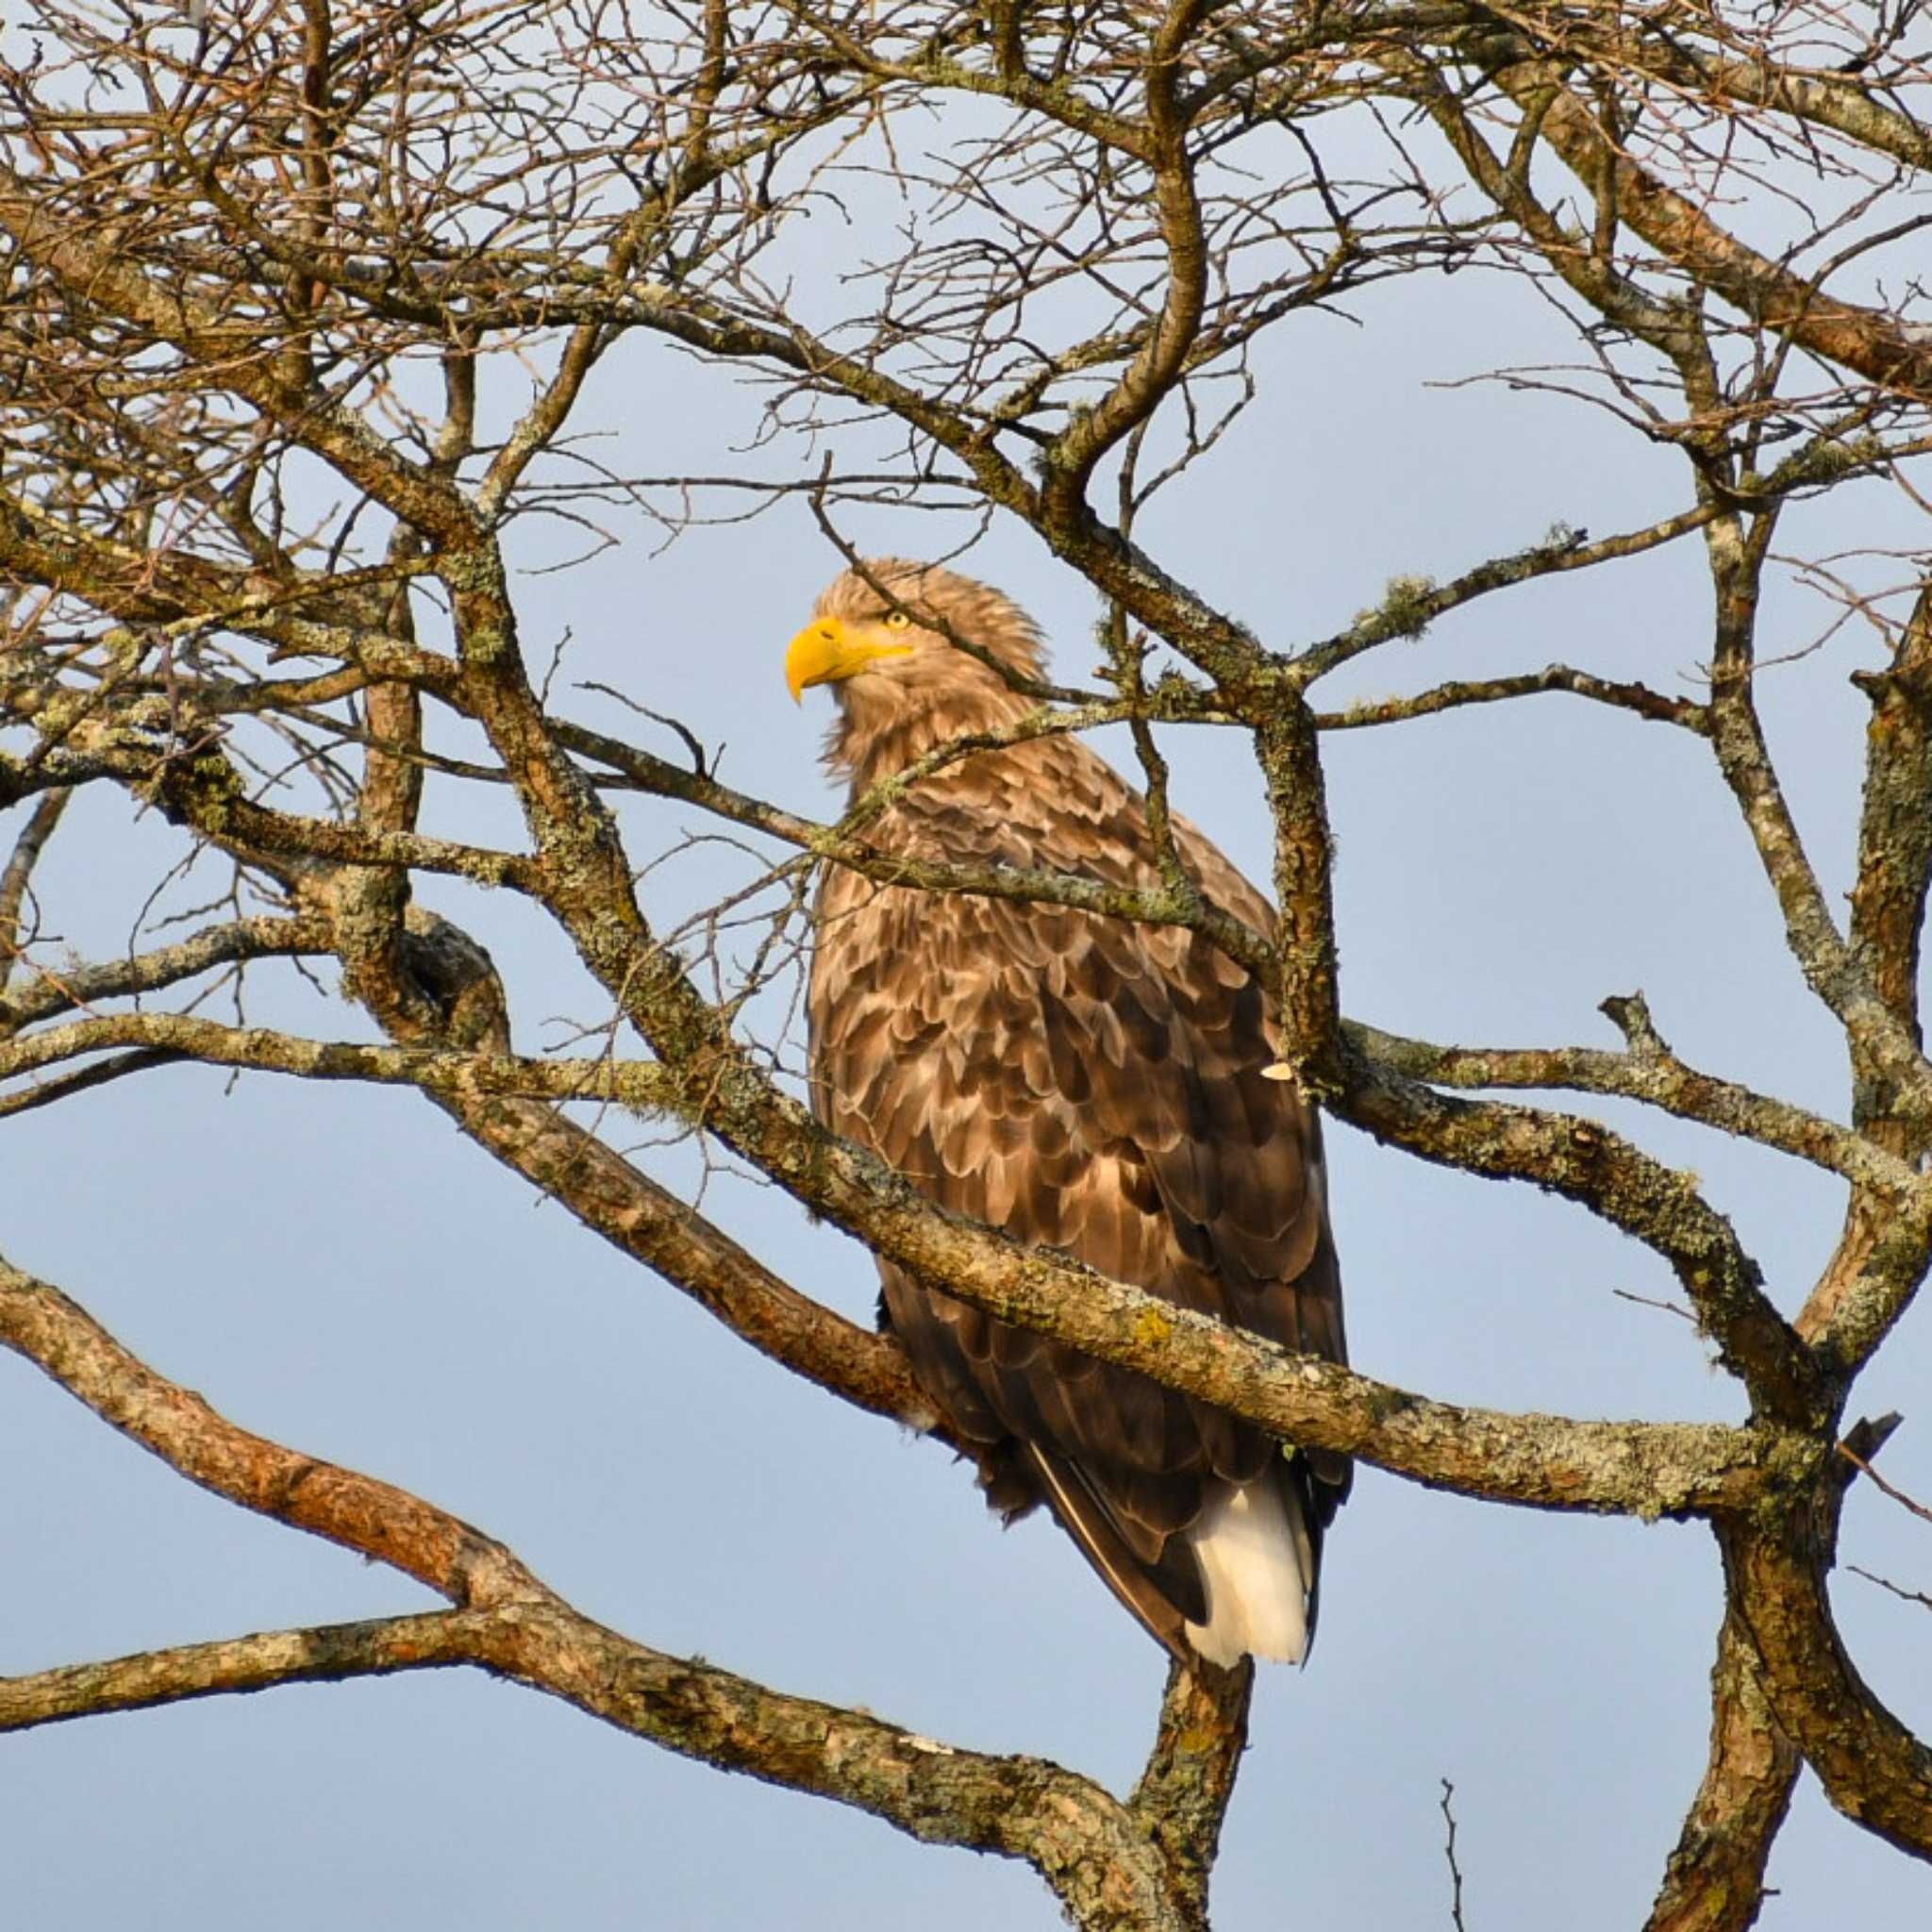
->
[{"left": 785, "top": 558, "right": 1047, "bottom": 716}]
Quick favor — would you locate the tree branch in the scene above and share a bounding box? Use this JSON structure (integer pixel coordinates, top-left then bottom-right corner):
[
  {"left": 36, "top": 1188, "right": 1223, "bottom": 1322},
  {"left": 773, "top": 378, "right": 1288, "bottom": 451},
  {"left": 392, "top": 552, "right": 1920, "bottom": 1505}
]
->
[
  {"left": 0, "top": 912, "right": 331, "bottom": 1035},
  {"left": 1351, "top": 1008, "right": 1920, "bottom": 1196},
  {"left": 0, "top": 1253, "right": 1199, "bottom": 1932},
  {"left": 1128, "top": 1657, "right": 1254, "bottom": 1930},
  {"left": 1644, "top": 1603, "right": 1799, "bottom": 1932},
  {"left": 0, "top": 789, "right": 71, "bottom": 980},
  {"left": 0, "top": 1251, "right": 548, "bottom": 1607},
  {"left": 0, "top": 1010, "right": 1786, "bottom": 1515},
  {"left": 1718, "top": 1514, "right": 1932, "bottom": 1861},
  {"left": 1461, "top": 34, "right": 1932, "bottom": 401},
  {"left": 1336, "top": 1041, "right": 1820, "bottom": 1424},
  {"left": 0, "top": 1611, "right": 493, "bottom": 1730}
]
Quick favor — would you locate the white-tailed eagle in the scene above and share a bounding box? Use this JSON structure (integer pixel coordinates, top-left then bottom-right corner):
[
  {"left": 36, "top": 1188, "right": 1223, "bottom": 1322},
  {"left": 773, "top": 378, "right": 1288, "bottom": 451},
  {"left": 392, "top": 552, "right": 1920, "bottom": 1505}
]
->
[{"left": 789, "top": 560, "right": 1349, "bottom": 1666}]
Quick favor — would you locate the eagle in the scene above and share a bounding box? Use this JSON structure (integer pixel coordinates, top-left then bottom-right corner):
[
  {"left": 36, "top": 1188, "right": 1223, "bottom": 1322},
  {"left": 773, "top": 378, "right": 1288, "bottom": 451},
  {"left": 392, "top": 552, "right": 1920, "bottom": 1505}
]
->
[{"left": 788, "top": 560, "right": 1349, "bottom": 1666}]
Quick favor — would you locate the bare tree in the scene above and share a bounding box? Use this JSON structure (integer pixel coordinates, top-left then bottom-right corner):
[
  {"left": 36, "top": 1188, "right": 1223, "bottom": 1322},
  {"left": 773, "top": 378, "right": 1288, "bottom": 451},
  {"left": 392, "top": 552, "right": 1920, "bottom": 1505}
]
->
[{"left": 4, "top": 3, "right": 1931, "bottom": 1925}]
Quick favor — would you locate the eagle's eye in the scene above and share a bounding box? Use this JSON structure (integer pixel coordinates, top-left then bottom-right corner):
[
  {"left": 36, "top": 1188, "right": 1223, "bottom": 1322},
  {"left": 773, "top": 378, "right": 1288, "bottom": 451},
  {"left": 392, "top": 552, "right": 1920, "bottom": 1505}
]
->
[{"left": 883, "top": 610, "right": 913, "bottom": 630}]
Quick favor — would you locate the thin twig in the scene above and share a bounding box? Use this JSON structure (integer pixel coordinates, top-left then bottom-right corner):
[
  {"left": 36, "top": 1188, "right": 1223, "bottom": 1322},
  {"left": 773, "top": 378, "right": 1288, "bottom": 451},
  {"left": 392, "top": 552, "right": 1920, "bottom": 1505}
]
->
[
  {"left": 1839, "top": 1443, "right": 1932, "bottom": 1529},
  {"left": 1441, "top": 1778, "right": 1470, "bottom": 1931}
]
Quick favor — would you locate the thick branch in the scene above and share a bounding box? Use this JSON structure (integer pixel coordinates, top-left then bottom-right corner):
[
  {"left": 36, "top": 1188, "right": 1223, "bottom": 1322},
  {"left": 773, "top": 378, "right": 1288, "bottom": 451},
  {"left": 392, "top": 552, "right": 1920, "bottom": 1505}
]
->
[
  {"left": 1706, "top": 653, "right": 1932, "bottom": 1126},
  {"left": 0, "top": 169, "right": 480, "bottom": 543},
  {"left": 0, "top": 1015, "right": 1777, "bottom": 1513},
  {"left": 0, "top": 789, "right": 71, "bottom": 977},
  {"left": 1128, "top": 1657, "right": 1254, "bottom": 1931},
  {"left": 0, "top": 1256, "right": 1191, "bottom": 1931},
  {"left": 0, "top": 913, "right": 331, "bottom": 1035},
  {"left": 1040, "top": 0, "right": 1213, "bottom": 536},
  {"left": 1337, "top": 1041, "right": 1819, "bottom": 1423},
  {"left": 1605, "top": 20, "right": 1932, "bottom": 175},
  {"left": 427, "top": 1086, "right": 952, "bottom": 1443},
  {"left": 1351, "top": 1010, "right": 1920, "bottom": 1196},
  {"left": 0, "top": 1611, "right": 492, "bottom": 1730},
  {"left": 0, "top": 1253, "right": 547, "bottom": 1608},
  {"left": 0, "top": 1596, "right": 1190, "bottom": 1932},
  {"left": 1644, "top": 1603, "right": 1799, "bottom": 1932},
  {"left": 1256, "top": 696, "right": 1341, "bottom": 1087},
  {"left": 1718, "top": 1515, "right": 1932, "bottom": 1861},
  {"left": 1464, "top": 37, "right": 1932, "bottom": 400},
  {"left": 1802, "top": 590, "right": 1932, "bottom": 1361},
  {"left": 1316, "top": 665, "right": 1707, "bottom": 734}
]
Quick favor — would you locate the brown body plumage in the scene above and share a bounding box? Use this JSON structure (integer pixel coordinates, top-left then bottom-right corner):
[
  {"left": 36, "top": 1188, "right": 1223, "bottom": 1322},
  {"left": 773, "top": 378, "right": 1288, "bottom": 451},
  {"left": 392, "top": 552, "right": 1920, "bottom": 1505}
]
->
[{"left": 794, "top": 560, "right": 1349, "bottom": 1664}]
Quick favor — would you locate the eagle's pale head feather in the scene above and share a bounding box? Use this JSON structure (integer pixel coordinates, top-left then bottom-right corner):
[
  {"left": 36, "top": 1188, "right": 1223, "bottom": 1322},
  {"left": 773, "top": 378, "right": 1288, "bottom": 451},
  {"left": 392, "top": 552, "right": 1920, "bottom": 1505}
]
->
[{"left": 787, "top": 559, "right": 1048, "bottom": 778}]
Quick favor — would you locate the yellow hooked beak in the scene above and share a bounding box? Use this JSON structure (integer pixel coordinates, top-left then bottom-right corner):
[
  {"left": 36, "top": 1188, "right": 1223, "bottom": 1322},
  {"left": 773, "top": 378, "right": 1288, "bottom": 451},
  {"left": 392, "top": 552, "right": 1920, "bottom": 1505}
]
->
[{"left": 785, "top": 616, "right": 914, "bottom": 703}]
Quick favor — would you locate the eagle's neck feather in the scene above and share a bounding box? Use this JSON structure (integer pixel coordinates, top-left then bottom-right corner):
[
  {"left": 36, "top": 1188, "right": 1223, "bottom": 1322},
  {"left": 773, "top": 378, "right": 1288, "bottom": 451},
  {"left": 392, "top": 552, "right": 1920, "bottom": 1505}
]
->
[{"left": 828, "top": 675, "right": 1036, "bottom": 790}]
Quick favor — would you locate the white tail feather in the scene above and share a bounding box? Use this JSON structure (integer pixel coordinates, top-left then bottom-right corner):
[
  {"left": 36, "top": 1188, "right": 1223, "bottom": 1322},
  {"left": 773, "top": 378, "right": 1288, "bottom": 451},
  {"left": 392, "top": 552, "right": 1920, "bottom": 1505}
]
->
[{"left": 1182, "top": 1478, "right": 1312, "bottom": 1666}]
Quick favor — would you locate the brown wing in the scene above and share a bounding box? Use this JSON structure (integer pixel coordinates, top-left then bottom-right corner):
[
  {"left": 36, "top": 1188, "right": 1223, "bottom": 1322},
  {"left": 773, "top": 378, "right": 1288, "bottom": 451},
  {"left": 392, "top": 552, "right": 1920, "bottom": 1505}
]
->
[{"left": 808, "top": 731, "right": 1349, "bottom": 1652}]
